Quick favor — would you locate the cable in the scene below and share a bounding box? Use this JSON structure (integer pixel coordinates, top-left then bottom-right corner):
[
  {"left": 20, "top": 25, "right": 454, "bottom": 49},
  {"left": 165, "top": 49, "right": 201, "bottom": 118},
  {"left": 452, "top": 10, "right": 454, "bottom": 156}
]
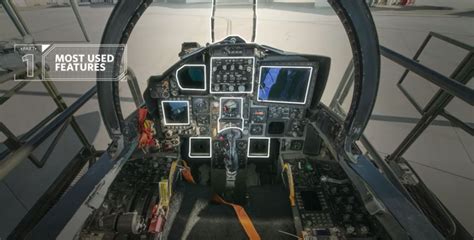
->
[
  {"left": 251, "top": 0, "right": 257, "bottom": 42},
  {"left": 211, "top": 0, "right": 216, "bottom": 42}
]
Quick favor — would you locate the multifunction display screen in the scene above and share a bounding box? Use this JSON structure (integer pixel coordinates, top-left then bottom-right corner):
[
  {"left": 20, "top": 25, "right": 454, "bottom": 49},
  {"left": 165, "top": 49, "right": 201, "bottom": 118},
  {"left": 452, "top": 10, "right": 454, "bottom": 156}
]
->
[{"left": 258, "top": 66, "right": 313, "bottom": 104}]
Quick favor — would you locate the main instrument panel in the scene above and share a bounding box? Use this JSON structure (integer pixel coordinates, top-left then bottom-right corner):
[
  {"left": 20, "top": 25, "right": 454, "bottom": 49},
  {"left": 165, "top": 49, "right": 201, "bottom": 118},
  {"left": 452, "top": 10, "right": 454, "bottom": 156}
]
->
[{"left": 145, "top": 37, "right": 330, "bottom": 169}]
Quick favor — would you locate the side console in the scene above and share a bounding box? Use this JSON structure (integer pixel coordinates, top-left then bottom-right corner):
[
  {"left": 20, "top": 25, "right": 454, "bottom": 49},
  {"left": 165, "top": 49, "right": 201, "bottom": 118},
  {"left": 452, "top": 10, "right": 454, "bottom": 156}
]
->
[{"left": 282, "top": 156, "right": 386, "bottom": 239}]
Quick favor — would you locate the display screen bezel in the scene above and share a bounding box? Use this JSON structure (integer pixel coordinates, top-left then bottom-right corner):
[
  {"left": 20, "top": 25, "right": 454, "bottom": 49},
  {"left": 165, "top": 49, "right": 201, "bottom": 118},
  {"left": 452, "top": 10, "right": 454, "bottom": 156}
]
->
[
  {"left": 189, "top": 137, "right": 212, "bottom": 158},
  {"left": 257, "top": 66, "right": 313, "bottom": 105},
  {"left": 247, "top": 137, "right": 271, "bottom": 158},
  {"left": 175, "top": 64, "right": 207, "bottom": 91},
  {"left": 161, "top": 100, "right": 190, "bottom": 125}
]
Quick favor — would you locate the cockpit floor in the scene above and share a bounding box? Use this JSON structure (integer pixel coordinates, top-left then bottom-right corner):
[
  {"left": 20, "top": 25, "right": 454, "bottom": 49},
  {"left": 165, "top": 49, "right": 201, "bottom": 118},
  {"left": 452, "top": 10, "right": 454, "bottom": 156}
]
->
[{"left": 163, "top": 182, "right": 295, "bottom": 240}]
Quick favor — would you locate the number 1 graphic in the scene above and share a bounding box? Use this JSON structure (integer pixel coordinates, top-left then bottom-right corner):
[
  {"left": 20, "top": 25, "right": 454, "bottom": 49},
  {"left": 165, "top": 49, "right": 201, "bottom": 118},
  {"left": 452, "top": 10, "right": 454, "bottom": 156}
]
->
[{"left": 22, "top": 54, "right": 35, "bottom": 78}]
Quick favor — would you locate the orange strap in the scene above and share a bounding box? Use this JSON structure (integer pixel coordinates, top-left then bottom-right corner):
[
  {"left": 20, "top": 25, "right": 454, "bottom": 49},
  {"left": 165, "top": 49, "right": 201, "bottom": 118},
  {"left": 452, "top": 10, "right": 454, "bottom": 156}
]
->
[
  {"left": 181, "top": 164, "right": 261, "bottom": 240},
  {"left": 181, "top": 161, "right": 196, "bottom": 184},
  {"left": 137, "top": 108, "right": 155, "bottom": 148},
  {"left": 182, "top": 168, "right": 195, "bottom": 184},
  {"left": 212, "top": 195, "right": 261, "bottom": 240}
]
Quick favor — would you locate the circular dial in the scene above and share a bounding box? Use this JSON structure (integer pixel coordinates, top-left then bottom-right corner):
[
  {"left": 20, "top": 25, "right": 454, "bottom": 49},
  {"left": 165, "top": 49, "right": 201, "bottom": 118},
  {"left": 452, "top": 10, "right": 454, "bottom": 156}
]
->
[
  {"left": 193, "top": 98, "right": 209, "bottom": 114},
  {"left": 222, "top": 99, "right": 241, "bottom": 118}
]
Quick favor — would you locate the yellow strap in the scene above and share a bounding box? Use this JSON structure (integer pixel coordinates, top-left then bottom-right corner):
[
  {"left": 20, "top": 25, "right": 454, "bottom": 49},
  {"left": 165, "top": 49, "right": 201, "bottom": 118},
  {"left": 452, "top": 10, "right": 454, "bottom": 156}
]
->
[
  {"left": 159, "top": 180, "right": 169, "bottom": 207},
  {"left": 168, "top": 161, "right": 179, "bottom": 198},
  {"left": 283, "top": 163, "right": 296, "bottom": 207}
]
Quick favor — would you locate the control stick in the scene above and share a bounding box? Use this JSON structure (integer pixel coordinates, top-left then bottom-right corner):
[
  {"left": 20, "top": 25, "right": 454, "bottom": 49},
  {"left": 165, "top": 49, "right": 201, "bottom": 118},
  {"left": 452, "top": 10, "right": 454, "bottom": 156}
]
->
[{"left": 218, "top": 128, "right": 242, "bottom": 188}]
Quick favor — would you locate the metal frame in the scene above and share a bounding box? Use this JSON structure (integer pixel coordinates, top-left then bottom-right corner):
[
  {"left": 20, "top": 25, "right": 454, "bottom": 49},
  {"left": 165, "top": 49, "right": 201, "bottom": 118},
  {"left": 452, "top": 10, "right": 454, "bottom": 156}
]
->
[
  {"left": 0, "top": 2, "right": 141, "bottom": 237},
  {"left": 0, "top": 0, "right": 90, "bottom": 42},
  {"left": 0, "top": 86, "right": 98, "bottom": 180},
  {"left": 0, "top": 0, "right": 97, "bottom": 169},
  {"left": 383, "top": 33, "right": 474, "bottom": 161},
  {"left": 396, "top": 32, "right": 474, "bottom": 135},
  {"left": 8, "top": 147, "right": 102, "bottom": 239},
  {"left": 209, "top": 0, "right": 258, "bottom": 42},
  {"left": 0, "top": 69, "right": 96, "bottom": 170},
  {"left": 69, "top": 0, "right": 90, "bottom": 42},
  {"left": 1, "top": 63, "right": 142, "bottom": 240},
  {"left": 1, "top": 0, "right": 31, "bottom": 37},
  {"left": 329, "top": 59, "right": 354, "bottom": 116},
  {"left": 126, "top": 67, "right": 144, "bottom": 108},
  {"left": 329, "top": 33, "right": 473, "bottom": 239},
  {"left": 330, "top": 35, "right": 473, "bottom": 162},
  {"left": 382, "top": 46, "right": 473, "bottom": 106}
]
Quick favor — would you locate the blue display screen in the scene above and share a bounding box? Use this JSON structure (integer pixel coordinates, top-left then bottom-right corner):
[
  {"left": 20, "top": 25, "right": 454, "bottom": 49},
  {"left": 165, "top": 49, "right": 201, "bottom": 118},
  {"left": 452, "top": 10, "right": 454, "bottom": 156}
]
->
[
  {"left": 162, "top": 101, "right": 189, "bottom": 124},
  {"left": 258, "top": 66, "right": 312, "bottom": 104},
  {"left": 177, "top": 65, "right": 205, "bottom": 89}
]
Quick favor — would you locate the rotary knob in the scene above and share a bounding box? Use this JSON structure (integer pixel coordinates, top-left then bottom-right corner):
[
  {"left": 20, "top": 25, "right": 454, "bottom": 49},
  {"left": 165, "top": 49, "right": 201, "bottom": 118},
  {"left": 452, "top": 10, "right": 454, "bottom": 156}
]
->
[
  {"left": 359, "top": 225, "right": 369, "bottom": 235},
  {"left": 346, "top": 225, "right": 355, "bottom": 235}
]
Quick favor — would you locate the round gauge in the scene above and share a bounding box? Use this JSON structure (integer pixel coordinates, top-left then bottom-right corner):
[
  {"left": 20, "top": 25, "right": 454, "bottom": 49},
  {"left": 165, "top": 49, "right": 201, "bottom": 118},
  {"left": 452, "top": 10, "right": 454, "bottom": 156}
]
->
[
  {"left": 222, "top": 99, "right": 240, "bottom": 118},
  {"left": 193, "top": 98, "right": 209, "bottom": 113},
  {"left": 238, "top": 141, "right": 247, "bottom": 150},
  {"left": 223, "top": 100, "right": 237, "bottom": 112}
]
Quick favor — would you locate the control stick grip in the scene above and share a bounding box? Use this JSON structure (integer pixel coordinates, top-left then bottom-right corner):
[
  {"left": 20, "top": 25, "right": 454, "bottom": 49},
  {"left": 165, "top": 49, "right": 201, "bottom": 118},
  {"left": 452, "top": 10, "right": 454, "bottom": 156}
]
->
[{"left": 219, "top": 129, "right": 242, "bottom": 188}]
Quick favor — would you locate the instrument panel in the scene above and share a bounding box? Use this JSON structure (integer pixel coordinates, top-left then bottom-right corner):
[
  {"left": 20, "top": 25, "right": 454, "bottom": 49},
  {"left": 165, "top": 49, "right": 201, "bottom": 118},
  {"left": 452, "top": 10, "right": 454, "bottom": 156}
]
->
[
  {"left": 210, "top": 57, "right": 255, "bottom": 93},
  {"left": 145, "top": 37, "right": 330, "bottom": 168}
]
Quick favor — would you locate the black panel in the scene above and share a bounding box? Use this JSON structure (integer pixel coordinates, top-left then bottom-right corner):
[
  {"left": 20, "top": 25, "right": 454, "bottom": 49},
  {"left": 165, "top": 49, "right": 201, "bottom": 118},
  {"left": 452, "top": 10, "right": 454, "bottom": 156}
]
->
[
  {"left": 190, "top": 138, "right": 211, "bottom": 157},
  {"left": 268, "top": 121, "right": 285, "bottom": 135},
  {"left": 303, "top": 124, "right": 322, "bottom": 156},
  {"left": 248, "top": 138, "right": 269, "bottom": 156},
  {"left": 177, "top": 65, "right": 206, "bottom": 89},
  {"left": 300, "top": 191, "right": 323, "bottom": 211}
]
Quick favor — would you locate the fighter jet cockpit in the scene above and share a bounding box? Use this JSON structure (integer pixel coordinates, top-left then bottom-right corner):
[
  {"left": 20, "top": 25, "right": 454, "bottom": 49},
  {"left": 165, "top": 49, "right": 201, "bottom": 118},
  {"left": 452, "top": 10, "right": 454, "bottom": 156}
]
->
[
  {"left": 1, "top": 0, "right": 473, "bottom": 239},
  {"left": 58, "top": 1, "right": 447, "bottom": 239}
]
